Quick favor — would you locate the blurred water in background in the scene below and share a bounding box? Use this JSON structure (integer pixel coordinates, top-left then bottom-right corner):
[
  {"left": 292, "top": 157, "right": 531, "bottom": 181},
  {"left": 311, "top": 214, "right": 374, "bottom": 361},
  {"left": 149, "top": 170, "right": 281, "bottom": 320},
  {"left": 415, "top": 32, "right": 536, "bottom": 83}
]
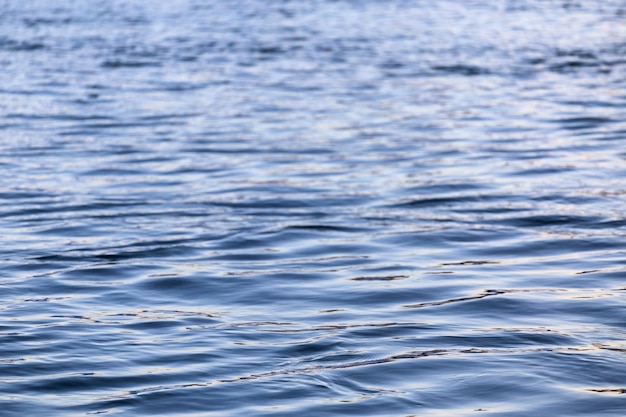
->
[{"left": 1, "top": 1, "right": 626, "bottom": 415}]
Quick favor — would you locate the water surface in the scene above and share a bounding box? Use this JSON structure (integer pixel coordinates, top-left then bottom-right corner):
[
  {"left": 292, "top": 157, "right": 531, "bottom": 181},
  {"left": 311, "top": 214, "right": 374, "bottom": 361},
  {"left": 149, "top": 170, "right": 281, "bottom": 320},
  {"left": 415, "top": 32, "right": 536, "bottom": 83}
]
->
[{"left": 1, "top": 1, "right": 626, "bottom": 416}]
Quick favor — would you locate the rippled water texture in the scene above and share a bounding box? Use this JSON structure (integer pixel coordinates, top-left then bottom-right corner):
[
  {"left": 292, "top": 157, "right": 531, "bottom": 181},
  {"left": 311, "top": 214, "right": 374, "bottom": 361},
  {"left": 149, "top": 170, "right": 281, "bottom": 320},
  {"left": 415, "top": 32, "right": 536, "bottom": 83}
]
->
[{"left": 1, "top": 1, "right": 626, "bottom": 416}]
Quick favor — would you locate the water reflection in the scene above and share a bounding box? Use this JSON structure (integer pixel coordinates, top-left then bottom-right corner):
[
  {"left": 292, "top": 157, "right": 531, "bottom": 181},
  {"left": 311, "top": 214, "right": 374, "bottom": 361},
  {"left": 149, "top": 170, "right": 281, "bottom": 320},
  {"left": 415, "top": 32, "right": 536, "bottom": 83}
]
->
[{"left": 1, "top": 0, "right": 626, "bottom": 416}]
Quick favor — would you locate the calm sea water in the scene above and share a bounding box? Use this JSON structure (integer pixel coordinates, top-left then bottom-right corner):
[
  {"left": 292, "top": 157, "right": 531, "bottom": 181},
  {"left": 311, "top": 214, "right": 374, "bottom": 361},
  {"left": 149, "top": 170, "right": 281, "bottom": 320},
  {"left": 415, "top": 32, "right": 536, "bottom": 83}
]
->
[{"left": 1, "top": 1, "right": 626, "bottom": 416}]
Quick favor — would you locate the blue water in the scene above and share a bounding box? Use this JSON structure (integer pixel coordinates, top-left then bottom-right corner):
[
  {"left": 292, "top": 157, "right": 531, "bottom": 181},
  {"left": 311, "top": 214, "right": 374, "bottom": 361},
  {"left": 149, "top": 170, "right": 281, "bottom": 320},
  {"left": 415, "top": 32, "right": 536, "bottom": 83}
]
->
[{"left": 1, "top": 1, "right": 626, "bottom": 415}]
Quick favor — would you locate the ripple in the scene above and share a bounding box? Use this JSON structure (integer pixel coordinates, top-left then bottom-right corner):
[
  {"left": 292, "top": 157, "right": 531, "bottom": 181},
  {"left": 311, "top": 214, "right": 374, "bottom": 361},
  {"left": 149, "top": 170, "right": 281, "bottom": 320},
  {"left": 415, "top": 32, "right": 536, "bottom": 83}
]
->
[{"left": 1, "top": 0, "right": 626, "bottom": 416}]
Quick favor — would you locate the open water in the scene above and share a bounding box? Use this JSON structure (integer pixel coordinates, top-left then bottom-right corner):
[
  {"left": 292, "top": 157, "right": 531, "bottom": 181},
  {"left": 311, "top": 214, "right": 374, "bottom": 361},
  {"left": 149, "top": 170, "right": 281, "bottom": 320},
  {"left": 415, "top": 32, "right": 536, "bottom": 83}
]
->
[{"left": 1, "top": 1, "right": 626, "bottom": 416}]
